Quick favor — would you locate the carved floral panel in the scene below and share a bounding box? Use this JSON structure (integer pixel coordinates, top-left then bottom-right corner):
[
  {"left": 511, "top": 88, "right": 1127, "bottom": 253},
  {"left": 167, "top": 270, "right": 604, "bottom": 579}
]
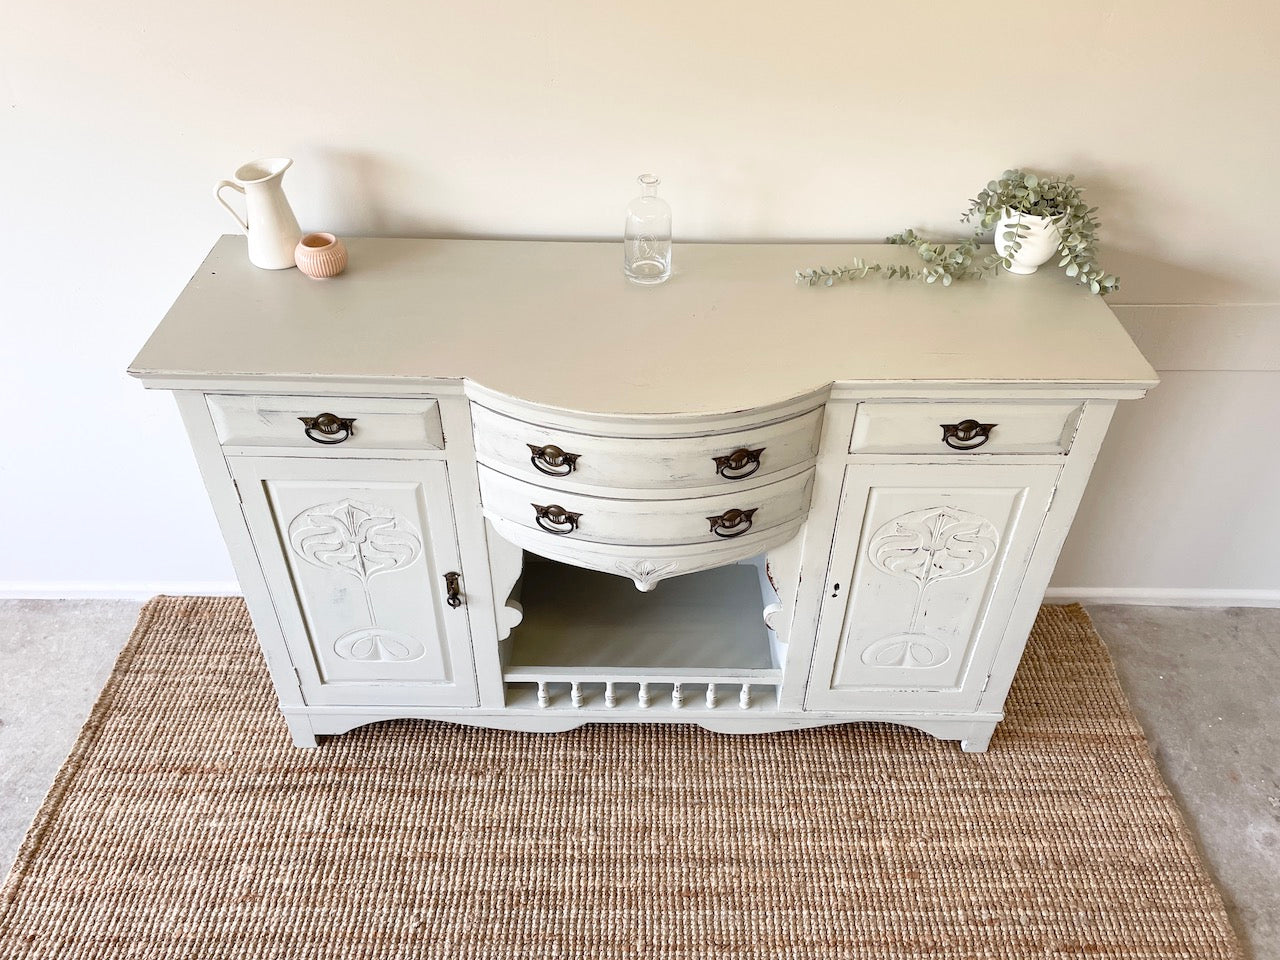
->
[
  {"left": 288, "top": 498, "right": 426, "bottom": 662},
  {"left": 861, "top": 506, "right": 1000, "bottom": 669}
]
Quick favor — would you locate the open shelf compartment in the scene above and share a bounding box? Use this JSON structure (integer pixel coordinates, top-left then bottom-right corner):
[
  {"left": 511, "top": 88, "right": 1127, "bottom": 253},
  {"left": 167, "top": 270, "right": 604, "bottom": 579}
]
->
[{"left": 502, "top": 558, "right": 783, "bottom": 712}]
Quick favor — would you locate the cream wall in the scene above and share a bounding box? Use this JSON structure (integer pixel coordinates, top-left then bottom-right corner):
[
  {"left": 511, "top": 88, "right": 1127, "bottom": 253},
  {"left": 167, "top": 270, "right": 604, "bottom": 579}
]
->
[{"left": 2, "top": 0, "right": 1277, "bottom": 601}]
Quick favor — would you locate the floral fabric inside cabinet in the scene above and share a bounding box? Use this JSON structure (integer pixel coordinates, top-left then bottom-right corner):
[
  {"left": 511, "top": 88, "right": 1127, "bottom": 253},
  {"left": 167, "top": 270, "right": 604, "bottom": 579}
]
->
[{"left": 129, "top": 237, "right": 1157, "bottom": 751}]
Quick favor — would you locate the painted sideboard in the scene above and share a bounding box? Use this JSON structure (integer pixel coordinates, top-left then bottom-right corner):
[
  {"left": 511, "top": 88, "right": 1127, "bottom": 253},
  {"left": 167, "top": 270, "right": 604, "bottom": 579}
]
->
[{"left": 129, "top": 237, "right": 1157, "bottom": 751}]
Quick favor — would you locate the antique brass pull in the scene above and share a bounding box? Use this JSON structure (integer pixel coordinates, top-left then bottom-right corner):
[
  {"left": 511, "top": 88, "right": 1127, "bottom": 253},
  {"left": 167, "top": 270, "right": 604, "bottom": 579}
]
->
[
  {"left": 532, "top": 503, "right": 582, "bottom": 535},
  {"left": 443, "top": 571, "right": 463, "bottom": 608},
  {"left": 713, "top": 447, "right": 765, "bottom": 480},
  {"left": 941, "top": 419, "right": 996, "bottom": 451},
  {"left": 707, "top": 507, "right": 758, "bottom": 538},
  {"left": 298, "top": 412, "right": 356, "bottom": 445},
  {"left": 527, "top": 443, "right": 581, "bottom": 477}
]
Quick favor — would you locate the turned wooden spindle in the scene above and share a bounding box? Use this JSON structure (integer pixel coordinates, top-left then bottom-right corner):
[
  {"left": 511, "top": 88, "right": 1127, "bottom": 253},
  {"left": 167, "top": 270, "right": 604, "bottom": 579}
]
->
[
  {"left": 739, "top": 683, "right": 752, "bottom": 709},
  {"left": 605, "top": 681, "right": 617, "bottom": 708},
  {"left": 537, "top": 681, "right": 549, "bottom": 708},
  {"left": 571, "top": 681, "right": 583, "bottom": 708},
  {"left": 638, "top": 681, "right": 651, "bottom": 709},
  {"left": 706, "top": 683, "right": 718, "bottom": 708},
  {"left": 671, "top": 682, "right": 684, "bottom": 709}
]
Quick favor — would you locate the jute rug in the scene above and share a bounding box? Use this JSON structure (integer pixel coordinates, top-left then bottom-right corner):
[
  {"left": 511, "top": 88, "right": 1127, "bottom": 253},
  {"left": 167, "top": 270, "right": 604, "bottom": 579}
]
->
[{"left": 0, "top": 598, "right": 1240, "bottom": 959}]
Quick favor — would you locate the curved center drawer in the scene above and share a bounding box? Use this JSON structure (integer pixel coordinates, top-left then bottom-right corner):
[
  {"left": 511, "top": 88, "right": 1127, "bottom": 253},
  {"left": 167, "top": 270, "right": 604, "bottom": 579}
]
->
[
  {"left": 471, "top": 404, "right": 822, "bottom": 492},
  {"left": 479, "top": 465, "right": 814, "bottom": 547}
]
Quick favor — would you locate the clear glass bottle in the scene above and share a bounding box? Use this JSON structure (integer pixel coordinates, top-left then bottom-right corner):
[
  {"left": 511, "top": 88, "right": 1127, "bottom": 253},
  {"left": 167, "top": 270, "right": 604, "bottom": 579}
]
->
[{"left": 623, "top": 174, "right": 672, "bottom": 284}]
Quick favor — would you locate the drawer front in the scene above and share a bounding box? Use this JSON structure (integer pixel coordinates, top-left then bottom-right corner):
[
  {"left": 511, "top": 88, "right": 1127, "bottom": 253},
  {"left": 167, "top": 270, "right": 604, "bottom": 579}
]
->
[
  {"left": 472, "top": 404, "right": 822, "bottom": 491},
  {"left": 849, "top": 402, "right": 1084, "bottom": 455},
  {"left": 207, "top": 394, "right": 444, "bottom": 453},
  {"left": 479, "top": 465, "right": 813, "bottom": 547}
]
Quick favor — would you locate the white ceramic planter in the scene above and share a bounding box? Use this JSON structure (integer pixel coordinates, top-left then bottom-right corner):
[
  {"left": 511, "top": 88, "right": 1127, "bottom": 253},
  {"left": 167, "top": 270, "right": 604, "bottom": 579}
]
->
[{"left": 994, "top": 210, "right": 1061, "bottom": 275}]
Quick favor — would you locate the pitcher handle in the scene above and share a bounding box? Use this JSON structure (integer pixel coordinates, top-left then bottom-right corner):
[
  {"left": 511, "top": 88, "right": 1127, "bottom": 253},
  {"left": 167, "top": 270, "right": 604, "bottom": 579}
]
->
[{"left": 214, "top": 180, "right": 249, "bottom": 232}]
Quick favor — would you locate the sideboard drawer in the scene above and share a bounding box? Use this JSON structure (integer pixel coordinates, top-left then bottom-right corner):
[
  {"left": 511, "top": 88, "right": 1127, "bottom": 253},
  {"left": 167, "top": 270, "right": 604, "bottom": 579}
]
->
[
  {"left": 849, "top": 402, "right": 1084, "bottom": 455},
  {"left": 207, "top": 394, "right": 445, "bottom": 453},
  {"left": 472, "top": 403, "right": 822, "bottom": 492},
  {"left": 478, "top": 465, "right": 813, "bottom": 547}
]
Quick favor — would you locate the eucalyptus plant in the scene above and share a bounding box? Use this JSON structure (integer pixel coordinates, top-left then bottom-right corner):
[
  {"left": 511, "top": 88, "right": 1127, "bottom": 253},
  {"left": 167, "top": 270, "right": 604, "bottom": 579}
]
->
[{"left": 796, "top": 169, "right": 1119, "bottom": 295}]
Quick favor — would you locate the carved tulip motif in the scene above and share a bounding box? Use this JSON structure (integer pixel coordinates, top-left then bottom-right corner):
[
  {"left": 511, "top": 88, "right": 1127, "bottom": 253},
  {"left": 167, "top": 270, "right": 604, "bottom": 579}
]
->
[
  {"left": 288, "top": 499, "right": 425, "bottom": 662},
  {"left": 862, "top": 506, "right": 1000, "bottom": 669},
  {"left": 869, "top": 507, "right": 999, "bottom": 585},
  {"left": 289, "top": 500, "right": 422, "bottom": 582}
]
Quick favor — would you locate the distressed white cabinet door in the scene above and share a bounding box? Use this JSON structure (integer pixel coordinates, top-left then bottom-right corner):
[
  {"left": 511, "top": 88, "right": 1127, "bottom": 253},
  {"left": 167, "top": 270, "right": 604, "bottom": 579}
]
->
[
  {"left": 804, "top": 463, "right": 1059, "bottom": 712},
  {"left": 228, "top": 457, "right": 478, "bottom": 707}
]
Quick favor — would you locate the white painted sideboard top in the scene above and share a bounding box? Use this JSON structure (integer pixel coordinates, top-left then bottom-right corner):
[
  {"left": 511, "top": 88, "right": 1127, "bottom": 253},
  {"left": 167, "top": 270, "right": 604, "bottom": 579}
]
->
[{"left": 129, "top": 236, "right": 1157, "bottom": 413}]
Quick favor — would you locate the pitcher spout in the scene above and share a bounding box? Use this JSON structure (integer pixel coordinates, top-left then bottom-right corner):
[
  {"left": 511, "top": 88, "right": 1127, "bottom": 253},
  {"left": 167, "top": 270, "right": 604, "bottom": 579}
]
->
[{"left": 234, "top": 157, "right": 293, "bottom": 184}]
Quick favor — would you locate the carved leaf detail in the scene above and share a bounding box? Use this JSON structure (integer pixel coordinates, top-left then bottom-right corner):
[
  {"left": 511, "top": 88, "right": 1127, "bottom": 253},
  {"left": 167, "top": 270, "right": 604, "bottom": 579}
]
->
[
  {"left": 288, "top": 499, "right": 423, "bottom": 584},
  {"left": 861, "top": 632, "right": 951, "bottom": 668},
  {"left": 868, "top": 506, "right": 999, "bottom": 587},
  {"left": 616, "top": 558, "right": 680, "bottom": 592},
  {"left": 616, "top": 559, "right": 680, "bottom": 583},
  {"left": 333, "top": 627, "right": 425, "bottom": 662}
]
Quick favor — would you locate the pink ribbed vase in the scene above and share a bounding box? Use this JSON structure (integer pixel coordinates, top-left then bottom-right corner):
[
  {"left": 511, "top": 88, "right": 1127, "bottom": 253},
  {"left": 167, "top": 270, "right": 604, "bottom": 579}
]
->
[{"left": 294, "top": 233, "right": 348, "bottom": 279}]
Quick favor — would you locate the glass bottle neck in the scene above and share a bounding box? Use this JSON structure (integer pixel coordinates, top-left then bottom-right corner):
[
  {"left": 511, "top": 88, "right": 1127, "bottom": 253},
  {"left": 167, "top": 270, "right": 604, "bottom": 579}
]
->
[{"left": 637, "top": 174, "right": 660, "bottom": 198}]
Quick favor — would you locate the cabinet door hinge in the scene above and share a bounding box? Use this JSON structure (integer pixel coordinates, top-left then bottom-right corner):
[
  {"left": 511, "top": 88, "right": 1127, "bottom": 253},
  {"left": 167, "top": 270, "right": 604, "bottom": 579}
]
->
[
  {"left": 232, "top": 478, "right": 243, "bottom": 503},
  {"left": 1046, "top": 483, "right": 1059, "bottom": 513},
  {"left": 980, "top": 672, "right": 992, "bottom": 695}
]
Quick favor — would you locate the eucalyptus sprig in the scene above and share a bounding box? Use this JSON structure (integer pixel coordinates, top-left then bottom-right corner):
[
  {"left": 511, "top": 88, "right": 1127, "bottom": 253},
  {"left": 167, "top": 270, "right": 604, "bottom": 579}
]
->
[
  {"left": 796, "top": 169, "right": 1119, "bottom": 295},
  {"left": 796, "top": 231, "right": 998, "bottom": 288}
]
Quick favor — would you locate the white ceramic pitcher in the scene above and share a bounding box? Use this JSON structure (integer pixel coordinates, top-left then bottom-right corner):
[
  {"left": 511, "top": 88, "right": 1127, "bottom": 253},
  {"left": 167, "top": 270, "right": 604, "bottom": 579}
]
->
[{"left": 214, "top": 158, "right": 302, "bottom": 269}]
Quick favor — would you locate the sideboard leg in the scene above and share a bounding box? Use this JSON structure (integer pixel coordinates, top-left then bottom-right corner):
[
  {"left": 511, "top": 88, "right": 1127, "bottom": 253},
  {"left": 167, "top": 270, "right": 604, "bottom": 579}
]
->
[
  {"left": 286, "top": 715, "right": 318, "bottom": 749},
  {"left": 960, "top": 721, "right": 997, "bottom": 754}
]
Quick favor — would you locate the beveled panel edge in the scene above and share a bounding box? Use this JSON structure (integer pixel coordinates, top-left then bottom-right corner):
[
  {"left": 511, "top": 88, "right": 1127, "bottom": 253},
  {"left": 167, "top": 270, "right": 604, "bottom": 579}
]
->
[
  {"left": 206, "top": 393, "right": 445, "bottom": 450},
  {"left": 846, "top": 399, "right": 1085, "bottom": 456}
]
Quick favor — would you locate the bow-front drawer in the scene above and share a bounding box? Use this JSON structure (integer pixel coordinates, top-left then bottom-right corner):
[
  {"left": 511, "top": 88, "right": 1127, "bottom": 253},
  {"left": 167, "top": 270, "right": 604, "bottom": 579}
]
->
[
  {"left": 207, "top": 394, "right": 444, "bottom": 454},
  {"left": 478, "top": 465, "right": 813, "bottom": 547},
  {"left": 849, "top": 401, "right": 1084, "bottom": 455},
  {"left": 471, "top": 403, "right": 822, "bottom": 493}
]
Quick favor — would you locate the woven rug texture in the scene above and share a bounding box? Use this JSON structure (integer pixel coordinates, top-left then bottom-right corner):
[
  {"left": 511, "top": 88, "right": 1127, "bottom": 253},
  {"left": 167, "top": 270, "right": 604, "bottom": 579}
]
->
[{"left": 0, "top": 597, "right": 1241, "bottom": 959}]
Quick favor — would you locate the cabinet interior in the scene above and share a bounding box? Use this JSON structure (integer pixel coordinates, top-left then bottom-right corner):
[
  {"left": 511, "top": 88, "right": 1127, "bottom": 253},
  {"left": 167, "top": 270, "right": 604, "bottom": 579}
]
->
[{"left": 502, "top": 554, "right": 785, "bottom": 712}]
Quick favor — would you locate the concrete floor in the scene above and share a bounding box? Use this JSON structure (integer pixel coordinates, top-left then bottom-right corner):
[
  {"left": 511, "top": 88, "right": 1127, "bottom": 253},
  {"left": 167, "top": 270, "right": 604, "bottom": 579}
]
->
[{"left": 0, "top": 601, "right": 1276, "bottom": 958}]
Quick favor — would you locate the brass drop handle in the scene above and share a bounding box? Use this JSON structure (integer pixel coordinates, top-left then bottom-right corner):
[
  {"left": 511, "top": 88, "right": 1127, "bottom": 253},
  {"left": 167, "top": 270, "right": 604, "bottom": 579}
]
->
[
  {"left": 443, "top": 571, "right": 463, "bottom": 608},
  {"left": 533, "top": 503, "right": 582, "bottom": 535},
  {"left": 941, "top": 419, "right": 996, "bottom": 451},
  {"left": 299, "top": 413, "right": 356, "bottom": 445},
  {"left": 528, "top": 443, "right": 581, "bottom": 477},
  {"left": 707, "top": 507, "right": 758, "bottom": 538},
  {"left": 713, "top": 447, "right": 765, "bottom": 481}
]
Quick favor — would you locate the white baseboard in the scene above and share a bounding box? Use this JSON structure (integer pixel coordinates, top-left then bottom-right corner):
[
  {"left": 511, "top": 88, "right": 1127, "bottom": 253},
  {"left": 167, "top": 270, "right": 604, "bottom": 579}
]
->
[
  {"left": 0, "top": 582, "right": 243, "bottom": 600},
  {"left": 1045, "top": 587, "right": 1280, "bottom": 608}
]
